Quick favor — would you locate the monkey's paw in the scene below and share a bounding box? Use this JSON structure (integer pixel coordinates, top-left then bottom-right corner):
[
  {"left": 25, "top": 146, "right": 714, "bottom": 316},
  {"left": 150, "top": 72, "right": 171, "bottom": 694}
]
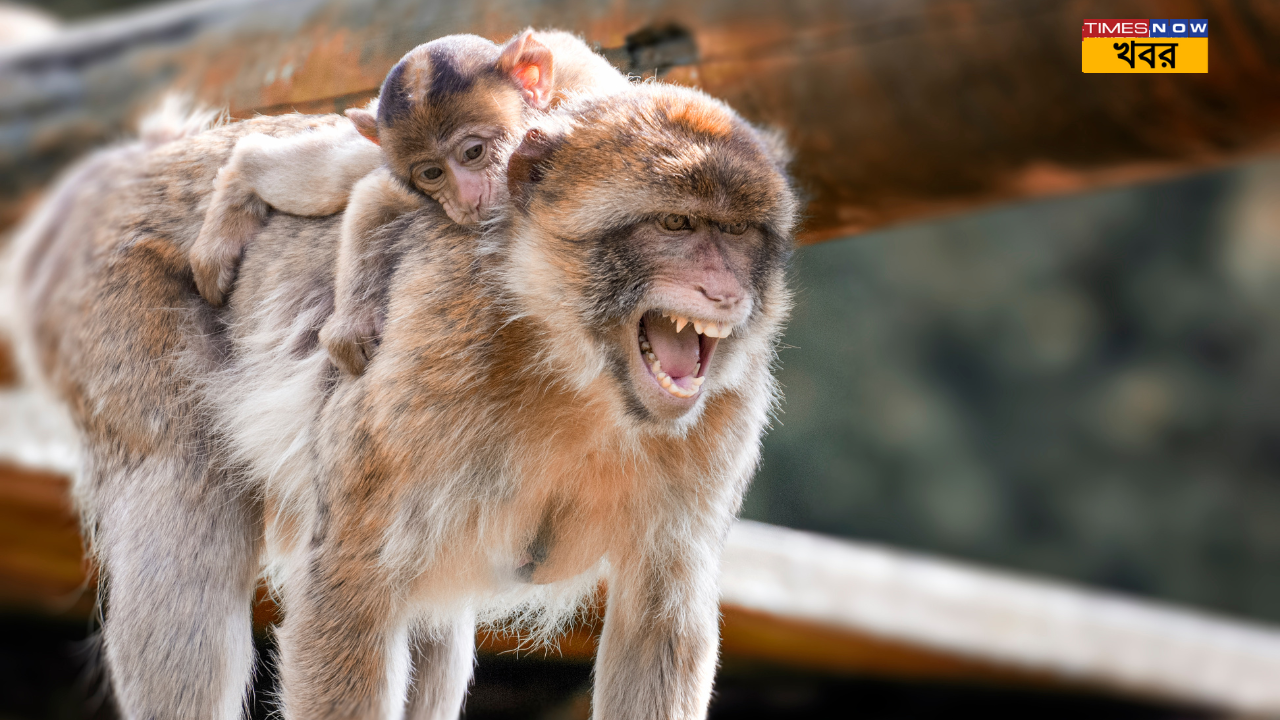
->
[
  {"left": 190, "top": 200, "right": 261, "bottom": 306},
  {"left": 319, "top": 314, "right": 380, "bottom": 376},
  {"left": 190, "top": 247, "right": 237, "bottom": 307}
]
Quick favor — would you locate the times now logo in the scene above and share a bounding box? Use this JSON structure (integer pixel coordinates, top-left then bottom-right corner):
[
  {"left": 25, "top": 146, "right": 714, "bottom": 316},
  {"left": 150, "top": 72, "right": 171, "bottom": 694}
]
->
[{"left": 1082, "top": 19, "right": 1208, "bottom": 37}]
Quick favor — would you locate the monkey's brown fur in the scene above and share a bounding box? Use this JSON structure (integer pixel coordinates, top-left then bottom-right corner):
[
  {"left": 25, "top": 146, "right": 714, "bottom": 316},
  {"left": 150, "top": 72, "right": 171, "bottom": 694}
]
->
[
  {"left": 190, "top": 30, "right": 630, "bottom": 376},
  {"left": 12, "top": 82, "right": 796, "bottom": 720}
]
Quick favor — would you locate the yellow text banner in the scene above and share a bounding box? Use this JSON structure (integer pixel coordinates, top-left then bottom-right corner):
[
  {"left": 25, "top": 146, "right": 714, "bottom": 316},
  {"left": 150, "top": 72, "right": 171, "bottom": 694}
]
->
[{"left": 1082, "top": 37, "right": 1207, "bottom": 73}]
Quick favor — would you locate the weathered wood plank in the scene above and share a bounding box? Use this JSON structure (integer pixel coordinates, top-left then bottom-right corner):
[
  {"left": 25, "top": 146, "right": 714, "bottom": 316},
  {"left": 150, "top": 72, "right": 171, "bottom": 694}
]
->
[
  {"left": 1, "top": 0, "right": 1278, "bottom": 240},
  {"left": 724, "top": 520, "right": 1280, "bottom": 714}
]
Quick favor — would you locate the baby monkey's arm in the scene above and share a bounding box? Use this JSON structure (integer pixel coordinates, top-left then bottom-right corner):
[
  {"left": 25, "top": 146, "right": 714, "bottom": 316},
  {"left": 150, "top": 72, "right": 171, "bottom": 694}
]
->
[
  {"left": 318, "top": 167, "right": 423, "bottom": 376},
  {"left": 190, "top": 122, "right": 381, "bottom": 306}
]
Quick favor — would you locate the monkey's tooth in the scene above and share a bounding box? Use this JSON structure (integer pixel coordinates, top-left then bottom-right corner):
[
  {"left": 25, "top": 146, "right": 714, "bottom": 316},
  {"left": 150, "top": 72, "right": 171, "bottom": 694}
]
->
[
  {"left": 646, "top": 351, "right": 657, "bottom": 362},
  {"left": 719, "top": 326, "right": 733, "bottom": 338},
  {"left": 651, "top": 360, "right": 662, "bottom": 374},
  {"left": 660, "top": 376, "right": 673, "bottom": 389},
  {"left": 694, "top": 362, "right": 701, "bottom": 375},
  {"left": 641, "top": 341, "right": 652, "bottom": 352},
  {"left": 692, "top": 377, "right": 704, "bottom": 386},
  {"left": 704, "top": 322, "right": 719, "bottom": 338},
  {"left": 675, "top": 317, "right": 688, "bottom": 333},
  {"left": 693, "top": 320, "right": 704, "bottom": 335}
]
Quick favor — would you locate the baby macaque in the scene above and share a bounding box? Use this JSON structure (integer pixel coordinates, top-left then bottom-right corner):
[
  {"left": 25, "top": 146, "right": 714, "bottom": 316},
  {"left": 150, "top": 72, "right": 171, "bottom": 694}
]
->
[{"left": 189, "top": 29, "right": 630, "bottom": 375}]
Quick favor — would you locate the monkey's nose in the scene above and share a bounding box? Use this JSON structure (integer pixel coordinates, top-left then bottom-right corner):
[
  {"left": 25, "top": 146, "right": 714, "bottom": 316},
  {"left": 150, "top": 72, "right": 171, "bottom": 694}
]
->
[{"left": 697, "top": 284, "right": 743, "bottom": 309}]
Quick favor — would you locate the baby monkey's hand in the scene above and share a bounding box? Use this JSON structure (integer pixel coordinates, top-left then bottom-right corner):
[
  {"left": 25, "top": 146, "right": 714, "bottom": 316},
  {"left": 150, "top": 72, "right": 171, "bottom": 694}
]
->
[{"left": 319, "top": 307, "right": 383, "bottom": 376}]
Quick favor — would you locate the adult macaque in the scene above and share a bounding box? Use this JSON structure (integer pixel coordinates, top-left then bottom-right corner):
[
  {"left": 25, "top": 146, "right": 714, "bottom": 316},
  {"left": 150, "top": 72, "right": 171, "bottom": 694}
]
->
[
  {"left": 189, "top": 29, "right": 631, "bottom": 376},
  {"left": 11, "top": 81, "right": 796, "bottom": 720}
]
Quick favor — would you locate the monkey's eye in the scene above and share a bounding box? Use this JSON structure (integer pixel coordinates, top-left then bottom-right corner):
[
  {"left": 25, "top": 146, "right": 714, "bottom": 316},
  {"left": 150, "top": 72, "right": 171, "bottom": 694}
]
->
[
  {"left": 461, "top": 140, "right": 486, "bottom": 163},
  {"left": 720, "top": 221, "right": 749, "bottom": 235},
  {"left": 660, "top": 214, "right": 692, "bottom": 232},
  {"left": 418, "top": 166, "right": 444, "bottom": 182}
]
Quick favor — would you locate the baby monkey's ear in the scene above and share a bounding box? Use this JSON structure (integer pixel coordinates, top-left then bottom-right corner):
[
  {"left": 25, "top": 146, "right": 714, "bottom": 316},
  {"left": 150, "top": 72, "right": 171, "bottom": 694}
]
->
[
  {"left": 497, "top": 29, "right": 554, "bottom": 111},
  {"left": 345, "top": 102, "right": 380, "bottom": 145}
]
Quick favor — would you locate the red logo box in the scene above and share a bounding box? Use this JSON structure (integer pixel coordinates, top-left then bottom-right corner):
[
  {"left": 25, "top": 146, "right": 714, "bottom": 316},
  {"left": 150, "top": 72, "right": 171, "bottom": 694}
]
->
[{"left": 1082, "top": 19, "right": 1150, "bottom": 38}]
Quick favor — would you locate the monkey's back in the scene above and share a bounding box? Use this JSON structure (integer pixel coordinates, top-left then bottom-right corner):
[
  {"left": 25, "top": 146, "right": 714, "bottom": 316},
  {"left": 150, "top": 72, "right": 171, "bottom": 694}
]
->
[{"left": 11, "top": 112, "right": 350, "bottom": 500}]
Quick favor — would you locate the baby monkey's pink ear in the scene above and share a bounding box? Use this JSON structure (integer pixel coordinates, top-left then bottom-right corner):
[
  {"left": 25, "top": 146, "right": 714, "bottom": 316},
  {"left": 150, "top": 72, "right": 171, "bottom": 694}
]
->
[
  {"left": 345, "top": 105, "right": 380, "bottom": 146},
  {"left": 498, "top": 29, "right": 554, "bottom": 111}
]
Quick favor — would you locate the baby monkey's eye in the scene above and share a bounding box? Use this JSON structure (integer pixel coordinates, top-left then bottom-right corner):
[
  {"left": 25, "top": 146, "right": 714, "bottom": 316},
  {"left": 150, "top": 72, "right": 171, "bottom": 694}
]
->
[
  {"left": 719, "top": 221, "right": 749, "bottom": 235},
  {"left": 462, "top": 141, "right": 485, "bottom": 163},
  {"left": 660, "top": 214, "right": 692, "bottom": 232},
  {"left": 419, "top": 166, "right": 444, "bottom": 182}
]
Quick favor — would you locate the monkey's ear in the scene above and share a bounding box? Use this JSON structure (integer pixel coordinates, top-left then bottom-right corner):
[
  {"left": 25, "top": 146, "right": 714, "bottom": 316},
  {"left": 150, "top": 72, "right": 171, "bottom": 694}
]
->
[
  {"left": 345, "top": 106, "right": 380, "bottom": 145},
  {"left": 757, "top": 126, "right": 793, "bottom": 171},
  {"left": 497, "top": 29, "right": 554, "bottom": 111},
  {"left": 507, "top": 127, "right": 561, "bottom": 204}
]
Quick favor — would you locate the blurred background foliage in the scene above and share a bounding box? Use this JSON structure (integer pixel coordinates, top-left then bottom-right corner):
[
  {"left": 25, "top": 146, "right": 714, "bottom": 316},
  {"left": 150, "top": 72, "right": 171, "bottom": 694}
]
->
[{"left": 748, "top": 160, "right": 1280, "bottom": 625}]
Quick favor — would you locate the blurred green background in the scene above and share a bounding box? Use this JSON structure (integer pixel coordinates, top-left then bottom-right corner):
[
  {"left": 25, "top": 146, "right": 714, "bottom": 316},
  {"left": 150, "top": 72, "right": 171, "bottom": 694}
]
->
[{"left": 748, "top": 160, "right": 1280, "bottom": 625}]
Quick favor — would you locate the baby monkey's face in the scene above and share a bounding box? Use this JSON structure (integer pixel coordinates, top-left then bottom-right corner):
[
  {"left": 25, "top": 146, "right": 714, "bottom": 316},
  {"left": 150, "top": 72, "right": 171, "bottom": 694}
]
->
[
  {"left": 407, "top": 126, "right": 513, "bottom": 225},
  {"left": 362, "top": 31, "right": 556, "bottom": 226}
]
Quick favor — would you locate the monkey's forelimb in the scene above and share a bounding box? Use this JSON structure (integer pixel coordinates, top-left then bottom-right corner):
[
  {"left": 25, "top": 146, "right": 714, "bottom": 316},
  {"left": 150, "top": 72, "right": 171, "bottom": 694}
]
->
[
  {"left": 319, "top": 167, "right": 423, "bottom": 376},
  {"left": 278, "top": 583, "right": 475, "bottom": 720},
  {"left": 592, "top": 524, "right": 724, "bottom": 720},
  {"left": 275, "top": 547, "right": 413, "bottom": 720},
  {"left": 190, "top": 124, "right": 381, "bottom": 306}
]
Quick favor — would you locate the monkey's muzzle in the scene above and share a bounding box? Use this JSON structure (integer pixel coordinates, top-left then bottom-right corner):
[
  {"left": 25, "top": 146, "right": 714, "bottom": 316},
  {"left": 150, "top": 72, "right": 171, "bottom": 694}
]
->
[{"left": 638, "top": 310, "right": 721, "bottom": 401}]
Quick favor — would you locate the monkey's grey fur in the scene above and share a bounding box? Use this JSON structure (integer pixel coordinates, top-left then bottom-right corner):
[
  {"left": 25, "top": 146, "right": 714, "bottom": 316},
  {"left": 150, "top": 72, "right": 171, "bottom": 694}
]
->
[{"left": 8, "top": 83, "right": 797, "bottom": 720}]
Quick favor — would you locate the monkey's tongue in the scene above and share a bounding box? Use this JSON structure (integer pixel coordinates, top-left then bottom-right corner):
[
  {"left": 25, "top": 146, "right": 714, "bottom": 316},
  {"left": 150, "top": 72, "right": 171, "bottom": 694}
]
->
[{"left": 642, "top": 313, "right": 700, "bottom": 379}]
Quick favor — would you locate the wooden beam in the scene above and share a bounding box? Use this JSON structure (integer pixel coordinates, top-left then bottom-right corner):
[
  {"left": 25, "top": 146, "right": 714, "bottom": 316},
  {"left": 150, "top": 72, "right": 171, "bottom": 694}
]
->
[
  {"left": 1, "top": 0, "right": 1278, "bottom": 240},
  {"left": 723, "top": 520, "right": 1280, "bottom": 714}
]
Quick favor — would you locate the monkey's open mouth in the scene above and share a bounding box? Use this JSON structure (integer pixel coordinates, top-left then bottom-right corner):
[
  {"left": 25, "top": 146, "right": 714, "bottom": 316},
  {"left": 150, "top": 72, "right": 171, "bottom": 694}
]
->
[{"left": 638, "top": 311, "right": 722, "bottom": 400}]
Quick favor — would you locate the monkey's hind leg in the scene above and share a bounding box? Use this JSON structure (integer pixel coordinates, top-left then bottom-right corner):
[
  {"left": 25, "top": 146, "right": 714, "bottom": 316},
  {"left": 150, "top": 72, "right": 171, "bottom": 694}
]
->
[
  {"left": 192, "top": 126, "right": 381, "bottom": 308},
  {"left": 190, "top": 140, "right": 274, "bottom": 306},
  {"left": 404, "top": 613, "right": 476, "bottom": 720},
  {"left": 90, "top": 454, "right": 261, "bottom": 720}
]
